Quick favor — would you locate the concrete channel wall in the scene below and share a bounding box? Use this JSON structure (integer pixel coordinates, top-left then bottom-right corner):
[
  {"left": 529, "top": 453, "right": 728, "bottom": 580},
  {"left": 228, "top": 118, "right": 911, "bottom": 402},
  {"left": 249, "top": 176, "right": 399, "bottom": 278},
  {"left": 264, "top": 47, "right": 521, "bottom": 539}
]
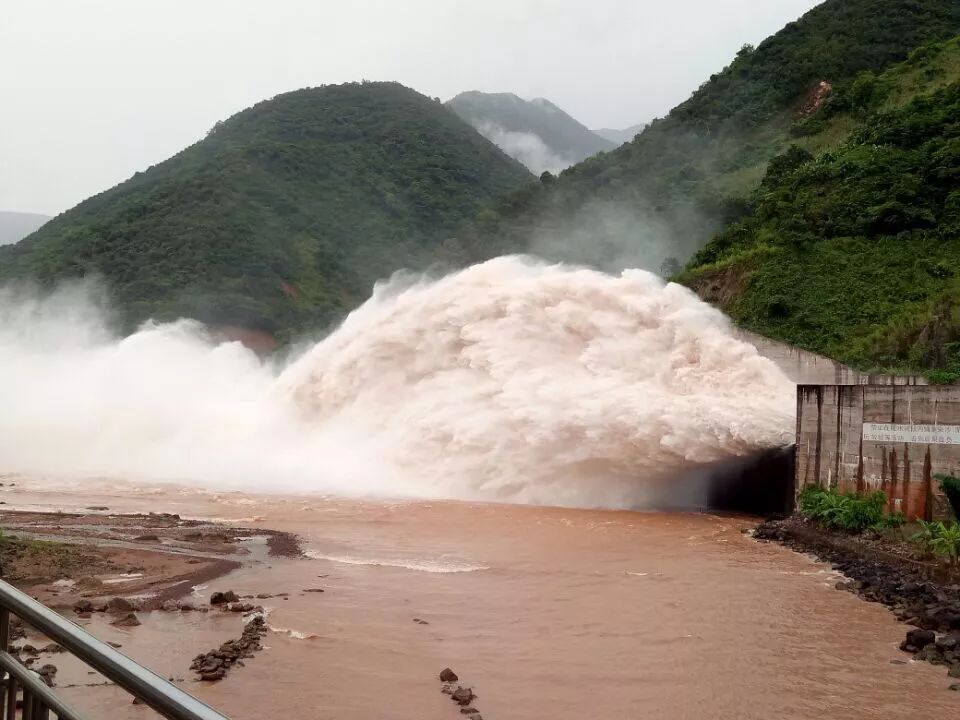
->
[
  {"left": 796, "top": 384, "right": 960, "bottom": 520},
  {"left": 738, "top": 330, "right": 928, "bottom": 386}
]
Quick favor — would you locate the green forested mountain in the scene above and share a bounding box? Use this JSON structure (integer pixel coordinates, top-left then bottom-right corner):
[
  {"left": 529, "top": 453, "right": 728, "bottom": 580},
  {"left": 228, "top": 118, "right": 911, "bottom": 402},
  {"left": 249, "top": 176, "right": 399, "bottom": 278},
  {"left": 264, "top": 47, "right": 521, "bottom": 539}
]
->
[
  {"left": 0, "top": 82, "right": 531, "bottom": 338},
  {"left": 446, "top": 92, "right": 614, "bottom": 173},
  {"left": 681, "top": 36, "right": 960, "bottom": 380},
  {"left": 455, "top": 0, "right": 960, "bottom": 272}
]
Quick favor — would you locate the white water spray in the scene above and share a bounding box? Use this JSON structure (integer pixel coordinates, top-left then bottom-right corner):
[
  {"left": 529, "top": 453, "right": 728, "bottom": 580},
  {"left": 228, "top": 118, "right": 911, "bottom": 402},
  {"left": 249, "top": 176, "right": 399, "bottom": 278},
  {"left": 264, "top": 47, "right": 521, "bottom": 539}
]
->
[{"left": 0, "top": 257, "right": 794, "bottom": 508}]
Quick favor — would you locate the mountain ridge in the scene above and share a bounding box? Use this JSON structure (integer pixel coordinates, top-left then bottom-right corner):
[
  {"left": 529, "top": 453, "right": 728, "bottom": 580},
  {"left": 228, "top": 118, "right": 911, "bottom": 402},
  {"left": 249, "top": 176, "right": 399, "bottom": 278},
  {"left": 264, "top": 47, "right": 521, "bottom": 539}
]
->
[
  {"left": 0, "top": 81, "right": 533, "bottom": 339},
  {"left": 453, "top": 0, "right": 960, "bottom": 275},
  {"left": 445, "top": 91, "right": 614, "bottom": 174}
]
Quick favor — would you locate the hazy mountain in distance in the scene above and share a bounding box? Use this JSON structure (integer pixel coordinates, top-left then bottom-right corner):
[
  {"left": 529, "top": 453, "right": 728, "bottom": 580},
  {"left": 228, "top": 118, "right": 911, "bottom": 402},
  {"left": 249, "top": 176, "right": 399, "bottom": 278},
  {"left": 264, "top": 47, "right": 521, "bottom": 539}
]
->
[
  {"left": 446, "top": 91, "right": 614, "bottom": 175},
  {"left": 592, "top": 124, "right": 648, "bottom": 146},
  {"left": 0, "top": 82, "right": 532, "bottom": 340},
  {"left": 0, "top": 211, "right": 51, "bottom": 245}
]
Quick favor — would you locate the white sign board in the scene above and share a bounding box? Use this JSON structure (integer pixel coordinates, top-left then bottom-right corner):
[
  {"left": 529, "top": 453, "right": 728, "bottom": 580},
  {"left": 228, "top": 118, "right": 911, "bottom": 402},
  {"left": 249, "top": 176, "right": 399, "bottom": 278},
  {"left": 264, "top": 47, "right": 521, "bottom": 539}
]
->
[{"left": 862, "top": 423, "right": 960, "bottom": 445}]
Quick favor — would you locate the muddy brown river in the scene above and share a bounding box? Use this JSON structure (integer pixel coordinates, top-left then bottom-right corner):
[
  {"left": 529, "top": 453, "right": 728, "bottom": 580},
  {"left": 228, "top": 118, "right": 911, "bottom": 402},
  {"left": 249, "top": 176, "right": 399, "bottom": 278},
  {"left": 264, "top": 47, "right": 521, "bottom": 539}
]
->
[{"left": 5, "top": 479, "right": 960, "bottom": 718}]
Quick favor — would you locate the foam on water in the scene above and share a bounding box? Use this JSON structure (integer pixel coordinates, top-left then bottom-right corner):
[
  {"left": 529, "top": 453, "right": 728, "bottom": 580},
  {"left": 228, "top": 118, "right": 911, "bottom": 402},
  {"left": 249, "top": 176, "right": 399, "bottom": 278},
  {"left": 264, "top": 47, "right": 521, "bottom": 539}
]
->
[
  {"left": 0, "top": 256, "right": 794, "bottom": 508},
  {"left": 304, "top": 550, "right": 489, "bottom": 573}
]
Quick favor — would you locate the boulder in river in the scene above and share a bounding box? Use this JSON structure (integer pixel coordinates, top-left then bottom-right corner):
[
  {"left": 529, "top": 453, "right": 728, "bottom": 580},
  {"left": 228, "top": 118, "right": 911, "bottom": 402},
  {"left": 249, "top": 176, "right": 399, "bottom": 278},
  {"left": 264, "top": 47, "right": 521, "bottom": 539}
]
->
[
  {"left": 451, "top": 687, "right": 475, "bottom": 706},
  {"left": 73, "top": 600, "right": 93, "bottom": 614},
  {"left": 210, "top": 590, "right": 239, "bottom": 605},
  {"left": 37, "top": 664, "right": 57, "bottom": 687},
  {"left": 439, "top": 668, "right": 458, "bottom": 682},
  {"left": 904, "top": 629, "right": 935, "bottom": 650},
  {"left": 110, "top": 612, "right": 141, "bottom": 628},
  {"left": 107, "top": 597, "right": 134, "bottom": 613},
  {"left": 936, "top": 634, "right": 959, "bottom": 653}
]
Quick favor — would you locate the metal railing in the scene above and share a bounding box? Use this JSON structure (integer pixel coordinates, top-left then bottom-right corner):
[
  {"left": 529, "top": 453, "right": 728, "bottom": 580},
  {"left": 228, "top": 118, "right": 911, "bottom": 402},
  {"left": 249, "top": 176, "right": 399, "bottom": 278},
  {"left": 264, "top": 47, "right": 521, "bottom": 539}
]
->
[{"left": 0, "top": 579, "right": 229, "bottom": 720}]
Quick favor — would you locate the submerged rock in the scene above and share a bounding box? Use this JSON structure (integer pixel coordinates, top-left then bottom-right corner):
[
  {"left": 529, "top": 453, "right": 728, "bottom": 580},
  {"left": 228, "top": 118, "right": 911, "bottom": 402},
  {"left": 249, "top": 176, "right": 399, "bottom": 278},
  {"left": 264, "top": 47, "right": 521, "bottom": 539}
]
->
[
  {"left": 451, "top": 687, "right": 475, "bottom": 706},
  {"left": 110, "top": 612, "right": 141, "bottom": 628},
  {"left": 210, "top": 590, "right": 239, "bottom": 605},
  {"left": 107, "top": 597, "right": 135, "bottom": 613},
  {"left": 190, "top": 616, "right": 267, "bottom": 682},
  {"left": 37, "top": 664, "right": 57, "bottom": 687},
  {"left": 906, "top": 629, "right": 936, "bottom": 650}
]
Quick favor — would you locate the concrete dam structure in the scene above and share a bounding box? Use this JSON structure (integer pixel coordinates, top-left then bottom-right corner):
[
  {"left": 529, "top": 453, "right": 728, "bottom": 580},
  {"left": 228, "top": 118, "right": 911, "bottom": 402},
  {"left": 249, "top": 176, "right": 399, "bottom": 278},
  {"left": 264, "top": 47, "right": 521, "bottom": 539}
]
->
[
  {"left": 715, "top": 332, "right": 939, "bottom": 519},
  {"left": 796, "top": 384, "right": 960, "bottom": 521}
]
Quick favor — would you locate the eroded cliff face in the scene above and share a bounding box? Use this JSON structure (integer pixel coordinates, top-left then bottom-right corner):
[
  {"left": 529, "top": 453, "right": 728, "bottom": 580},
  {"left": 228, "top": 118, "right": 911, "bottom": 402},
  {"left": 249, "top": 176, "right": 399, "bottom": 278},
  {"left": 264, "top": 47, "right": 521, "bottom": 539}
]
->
[
  {"left": 799, "top": 80, "right": 834, "bottom": 117},
  {"left": 686, "top": 263, "right": 753, "bottom": 311}
]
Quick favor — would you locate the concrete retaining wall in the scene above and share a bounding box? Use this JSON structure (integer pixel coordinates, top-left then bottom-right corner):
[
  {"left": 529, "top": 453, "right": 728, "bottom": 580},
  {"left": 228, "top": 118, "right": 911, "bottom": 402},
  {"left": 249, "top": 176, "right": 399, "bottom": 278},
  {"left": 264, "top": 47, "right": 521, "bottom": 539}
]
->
[
  {"left": 739, "top": 330, "right": 927, "bottom": 386},
  {"left": 796, "top": 385, "right": 960, "bottom": 520}
]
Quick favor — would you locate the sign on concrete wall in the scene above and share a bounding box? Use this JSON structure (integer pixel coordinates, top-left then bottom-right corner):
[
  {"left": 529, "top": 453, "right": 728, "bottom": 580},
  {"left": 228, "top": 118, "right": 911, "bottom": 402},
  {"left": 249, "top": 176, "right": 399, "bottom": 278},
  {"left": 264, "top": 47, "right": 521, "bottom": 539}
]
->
[{"left": 863, "top": 423, "right": 960, "bottom": 445}]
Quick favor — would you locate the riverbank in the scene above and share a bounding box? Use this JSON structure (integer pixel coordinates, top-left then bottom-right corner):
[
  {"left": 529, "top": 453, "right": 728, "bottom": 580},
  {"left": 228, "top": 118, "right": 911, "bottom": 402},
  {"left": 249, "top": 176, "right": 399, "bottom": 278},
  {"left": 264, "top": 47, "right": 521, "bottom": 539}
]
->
[
  {"left": 755, "top": 515, "right": 960, "bottom": 688},
  {"left": 0, "top": 476, "right": 958, "bottom": 718},
  {"left": 0, "top": 509, "right": 301, "bottom": 609}
]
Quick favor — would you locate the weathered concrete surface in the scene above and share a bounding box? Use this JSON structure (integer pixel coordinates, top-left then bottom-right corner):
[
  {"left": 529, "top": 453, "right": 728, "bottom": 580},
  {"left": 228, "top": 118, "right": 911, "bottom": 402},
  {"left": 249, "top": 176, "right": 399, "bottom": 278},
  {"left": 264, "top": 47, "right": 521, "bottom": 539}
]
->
[
  {"left": 796, "top": 385, "right": 960, "bottom": 520},
  {"left": 738, "top": 331, "right": 927, "bottom": 386}
]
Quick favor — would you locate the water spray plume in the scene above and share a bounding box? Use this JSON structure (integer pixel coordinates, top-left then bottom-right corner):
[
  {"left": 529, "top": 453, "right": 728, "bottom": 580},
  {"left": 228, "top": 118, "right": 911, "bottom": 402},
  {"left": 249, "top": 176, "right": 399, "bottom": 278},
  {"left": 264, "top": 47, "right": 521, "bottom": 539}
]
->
[{"left": 0, "top": 257, "right": 794, "bottom": 508}]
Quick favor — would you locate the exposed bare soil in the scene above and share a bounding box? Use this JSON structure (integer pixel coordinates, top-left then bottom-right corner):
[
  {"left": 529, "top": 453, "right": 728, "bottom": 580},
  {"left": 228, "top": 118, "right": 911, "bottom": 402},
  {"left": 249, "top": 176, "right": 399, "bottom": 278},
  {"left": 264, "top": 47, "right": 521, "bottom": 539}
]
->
[{"left": 0, "top": 509, "right": 301, "bottom": 608}]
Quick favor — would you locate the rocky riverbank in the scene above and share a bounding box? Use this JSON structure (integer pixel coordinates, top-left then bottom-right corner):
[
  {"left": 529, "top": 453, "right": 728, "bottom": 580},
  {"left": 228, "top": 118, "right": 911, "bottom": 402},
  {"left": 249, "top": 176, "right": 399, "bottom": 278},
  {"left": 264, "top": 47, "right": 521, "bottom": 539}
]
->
[
  {"left": 0, "top": 508, "right": 301, "bottom": 607},
  {"left": 0, "top": 507, "right": 306, "bottom": 699},
  {"left": 755, "top": 516, "right": 960, "bottom": 689}
]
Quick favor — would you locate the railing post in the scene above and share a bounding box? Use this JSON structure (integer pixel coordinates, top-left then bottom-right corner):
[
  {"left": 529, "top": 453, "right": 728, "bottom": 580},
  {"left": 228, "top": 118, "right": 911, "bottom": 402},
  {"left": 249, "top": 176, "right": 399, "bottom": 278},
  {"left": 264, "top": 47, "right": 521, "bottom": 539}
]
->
[
  {"left": 4, "top": 675, "right": 15, "bottom": 720},
  {"left": 0, "top": 608, "right": 8, "bottom": 720}
]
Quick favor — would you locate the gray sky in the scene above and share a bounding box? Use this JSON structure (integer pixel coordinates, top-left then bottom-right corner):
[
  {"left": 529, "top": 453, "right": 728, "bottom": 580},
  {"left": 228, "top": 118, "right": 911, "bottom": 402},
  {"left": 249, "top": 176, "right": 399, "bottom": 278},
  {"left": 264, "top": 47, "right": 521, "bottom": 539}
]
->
[{"left": 1, "top": 0, "right": 821, "bottom": 216}]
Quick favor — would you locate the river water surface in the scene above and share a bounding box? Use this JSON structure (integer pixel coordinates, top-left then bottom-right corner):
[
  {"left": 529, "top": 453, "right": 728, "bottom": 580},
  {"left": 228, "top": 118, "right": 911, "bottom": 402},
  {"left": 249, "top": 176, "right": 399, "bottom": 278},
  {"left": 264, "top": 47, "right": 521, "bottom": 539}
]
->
[{"left": 8, "top": 481, "right": 959, "bottom": 719}]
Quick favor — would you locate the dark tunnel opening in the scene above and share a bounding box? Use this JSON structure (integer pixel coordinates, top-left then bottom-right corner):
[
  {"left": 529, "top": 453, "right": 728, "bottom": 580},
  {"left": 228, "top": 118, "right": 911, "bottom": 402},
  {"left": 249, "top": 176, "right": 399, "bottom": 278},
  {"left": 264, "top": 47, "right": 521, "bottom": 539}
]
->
[{"left": 705, "top": 445, "right": 796, "bottom": 516}]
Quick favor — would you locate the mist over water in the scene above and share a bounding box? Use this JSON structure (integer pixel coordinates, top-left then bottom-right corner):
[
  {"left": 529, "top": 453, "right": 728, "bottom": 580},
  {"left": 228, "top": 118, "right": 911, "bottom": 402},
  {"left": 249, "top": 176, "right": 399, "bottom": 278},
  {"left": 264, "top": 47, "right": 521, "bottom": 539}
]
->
[{"left": 0, "top": 257, "right": 794, "bottom": 508}]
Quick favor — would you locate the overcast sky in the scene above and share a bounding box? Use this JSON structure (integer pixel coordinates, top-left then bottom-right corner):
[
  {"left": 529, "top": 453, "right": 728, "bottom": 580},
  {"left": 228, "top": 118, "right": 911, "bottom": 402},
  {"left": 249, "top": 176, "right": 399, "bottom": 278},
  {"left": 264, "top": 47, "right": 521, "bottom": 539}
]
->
[{"left": 1, "top": 0, "right": 822, "bottom": 216}]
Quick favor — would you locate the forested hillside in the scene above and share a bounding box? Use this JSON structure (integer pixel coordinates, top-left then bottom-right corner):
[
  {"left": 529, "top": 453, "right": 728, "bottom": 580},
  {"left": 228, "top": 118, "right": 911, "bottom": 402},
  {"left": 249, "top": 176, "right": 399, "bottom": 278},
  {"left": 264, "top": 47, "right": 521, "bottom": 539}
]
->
[
  {"left": 681, "top": 36, "right": 960, "bottom": 380},
  {"left": 455, "top": 0, "right": 960, "bottom": 273},
  {"left": 0, "top": 82, "right": 532, "bottom": 339}
]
